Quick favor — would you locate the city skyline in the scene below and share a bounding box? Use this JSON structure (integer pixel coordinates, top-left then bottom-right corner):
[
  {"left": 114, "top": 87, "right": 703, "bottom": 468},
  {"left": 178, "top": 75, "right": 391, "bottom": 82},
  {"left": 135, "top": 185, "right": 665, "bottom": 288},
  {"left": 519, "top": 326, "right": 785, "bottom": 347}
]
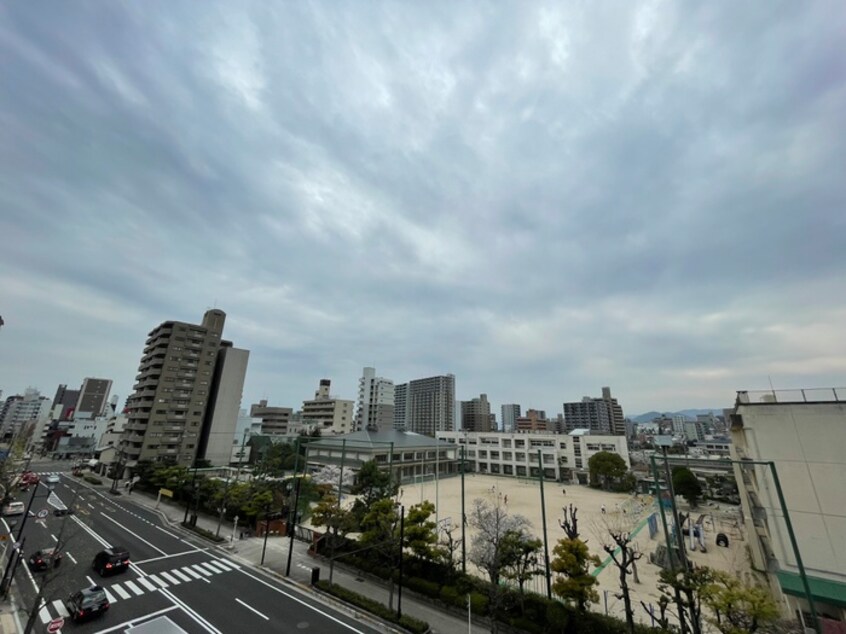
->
[{"left": 2, "top": 3, "right": 845, "bottom": 415}]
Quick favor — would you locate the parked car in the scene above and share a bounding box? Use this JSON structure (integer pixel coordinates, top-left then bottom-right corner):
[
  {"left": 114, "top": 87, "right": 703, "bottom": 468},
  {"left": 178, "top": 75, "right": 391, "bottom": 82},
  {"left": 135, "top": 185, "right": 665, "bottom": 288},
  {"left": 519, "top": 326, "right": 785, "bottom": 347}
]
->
[
  {"left": 53, "top": 507, "right": 75, "bottom": 516},
  {"left": 92, "top": 547, "right": 130, "bottom": 576},
  {"left": 28, "top": 548, "right": 63, "bottom": 572},
  {"left": 65, "top": 586, "right": 109, "bottom": 622},
  {"left": 45, "top": 474, "right": 61, "bottom": 486},
  {"left": 2, "top": 502, "right": 25, "bottom": 516},
  {"left": 20, "top": 472, "right": 39, "bottom": 486}
]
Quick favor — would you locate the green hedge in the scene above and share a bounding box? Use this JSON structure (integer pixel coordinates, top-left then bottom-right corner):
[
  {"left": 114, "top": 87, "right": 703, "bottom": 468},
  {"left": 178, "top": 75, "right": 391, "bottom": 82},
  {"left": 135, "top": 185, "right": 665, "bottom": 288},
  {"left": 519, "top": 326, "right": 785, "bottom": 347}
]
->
[
  {"left": 316, "top": 581, "right": 429, "bottom": 634},
  {"left": 83, "top": 476, "right": 103, "bottom": 485}
]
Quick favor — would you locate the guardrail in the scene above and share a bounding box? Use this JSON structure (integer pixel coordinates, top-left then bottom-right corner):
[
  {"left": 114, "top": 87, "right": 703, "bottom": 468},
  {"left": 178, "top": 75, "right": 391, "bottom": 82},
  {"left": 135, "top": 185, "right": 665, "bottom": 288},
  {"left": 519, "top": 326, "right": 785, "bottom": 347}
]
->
[{"left": 736, "top": 388, "right": 845, "bottom": 404}]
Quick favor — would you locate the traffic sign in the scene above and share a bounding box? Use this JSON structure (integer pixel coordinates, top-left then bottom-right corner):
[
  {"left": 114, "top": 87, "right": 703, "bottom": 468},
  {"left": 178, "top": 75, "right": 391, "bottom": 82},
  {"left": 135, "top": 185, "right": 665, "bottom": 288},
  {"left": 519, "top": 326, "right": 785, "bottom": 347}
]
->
[
  {"left": 47, "top": 616, "right": 64, "bottom": 632},
  {"left": 36, "top": 509, "right": 49, "bottom": 519}
]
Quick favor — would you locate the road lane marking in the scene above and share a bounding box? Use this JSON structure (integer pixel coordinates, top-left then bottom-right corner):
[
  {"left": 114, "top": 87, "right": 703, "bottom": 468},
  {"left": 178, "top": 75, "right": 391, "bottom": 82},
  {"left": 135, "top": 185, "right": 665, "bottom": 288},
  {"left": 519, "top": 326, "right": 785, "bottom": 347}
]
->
[
  {"left": 87, "top": 503, "right": 95, "bottom": 509},
  {"left": 158, "top": 587, "right": 221, "bottom": 634},
  {"left": 134, "top": 548, "right": 205, "bottom": 565},
  {"left": 100, "top": 512, "right": 167, "bottom": 555},
  {"left": 38, "top": 603, "right": 50, "bottom": 624},
  {"left": 235, "top": 598, "right": 269, "bottom": 621},
  {"left": 112, "top": 583, "right": 131, "bottom": 600},
  {"left": 214, "top": 558, "right": 239, "bottom": 569},
  {"left": 203, "top": 561, "right": 228, "bottom": 573},
  {"left": 181, "top": 566, "right": 202, "bottom": 580},
  {"left": 72, "top": 515, "right": 111, "bottom": 548},
  {"left": 66, "top": 552, "right": 77, "bottom": 565},
  {"left": 137, "top": 577, "right": 157, "bottom": 592},
  {"left": 53, "top": 599, "right": 69, "bottom": 617},
  {"left": 149, "top": 574, "right": 169, "bottom": 588},
  {"left": 90, "top": 605, "right": 179, "bottom": 634},
  {"left": 103, "top": 588, "right": 117, "bottom": 603},
  {"left": 197, "top": 563, "right": 220, "bottom": 575},
  {"left": 170, "top": 569, "right": 191, "bottom": 583},
  {"left": 190, "top": 564, "right": 212, "bottom": 577},
  {"left": 234, "top": 567, "right": 370, "bottom": 633},
  {"left": 50, "top": 533, "right": 58, "bottom": 542},
  {"left": 159, "top": 571, "right": 181, "bottom": 585},
  {"left": 124, "top": 580, "right": 144, "bottom": 596},
  {"left": 86, "top": 575, "right": 96, "bottom": 585}
]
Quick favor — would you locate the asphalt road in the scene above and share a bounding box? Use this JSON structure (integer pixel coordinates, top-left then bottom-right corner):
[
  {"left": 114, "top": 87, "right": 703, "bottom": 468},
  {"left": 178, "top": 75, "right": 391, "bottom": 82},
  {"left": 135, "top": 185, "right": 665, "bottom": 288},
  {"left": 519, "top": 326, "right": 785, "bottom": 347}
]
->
[{"left": 4, "top": 460, "right": 384, "bottom": 634}]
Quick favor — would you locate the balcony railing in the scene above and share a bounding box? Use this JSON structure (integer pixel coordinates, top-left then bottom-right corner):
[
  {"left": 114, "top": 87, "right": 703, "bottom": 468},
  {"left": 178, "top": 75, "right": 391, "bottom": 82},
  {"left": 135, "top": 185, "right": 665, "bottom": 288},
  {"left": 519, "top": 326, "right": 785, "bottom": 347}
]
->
[{"left": 736, "top": 388, "right": 845, "bottom": 405}]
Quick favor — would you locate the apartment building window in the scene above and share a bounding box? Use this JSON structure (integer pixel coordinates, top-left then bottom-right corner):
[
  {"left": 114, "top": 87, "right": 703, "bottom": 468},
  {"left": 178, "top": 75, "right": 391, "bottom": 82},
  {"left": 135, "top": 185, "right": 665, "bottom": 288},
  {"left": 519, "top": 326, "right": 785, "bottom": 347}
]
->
[
  {"left": 479, "top": 450, "right": 487, "bottom": 458},
  {"left": 516, "top": 466, "right": 527, "bottom": 476},
  {"left": 515, "top": 452, "right": 525, "bottom": 462},
  {"left": 515, "top": 439, "right": 525, "bottom": 448},
  {"left": 502, "top": 439, "right": 511, "bottom": 448},
  {"left": 559, "top": 442, "right": 567, "bottom": 449},
  {"left": 490, "top": 451, "right": 500, "bottom": 460},
  {"left": 502, "top": 452, "right": 512, "bottom": 460}
]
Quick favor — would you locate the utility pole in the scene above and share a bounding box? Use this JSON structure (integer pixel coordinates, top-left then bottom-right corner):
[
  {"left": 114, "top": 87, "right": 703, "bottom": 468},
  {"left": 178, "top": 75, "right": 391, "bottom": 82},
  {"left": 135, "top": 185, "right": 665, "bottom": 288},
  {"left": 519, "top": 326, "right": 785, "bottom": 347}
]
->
[
  {"left": 537, "top": 450, "right": 551, "bottom": 599},
  {"left": 285, "top": 476, "right": 302, "bottom": 577},
  {"left": 397, "top": 505, "right": 405, "bottom": 619},
  {"left": 460, "top": 445, "right": 466, "bottom": 574}
]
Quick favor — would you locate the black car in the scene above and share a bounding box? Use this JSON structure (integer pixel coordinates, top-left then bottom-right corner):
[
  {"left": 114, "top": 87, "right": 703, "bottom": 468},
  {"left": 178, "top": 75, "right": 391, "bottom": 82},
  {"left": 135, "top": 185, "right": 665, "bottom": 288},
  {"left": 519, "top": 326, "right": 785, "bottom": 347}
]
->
[
  {"left": 53, "top": 507, "right": 75, "bottom": 517},
  {"left": 66, "top": 586, "right": 109, "bottom": 622},
  {"left": 28, "top": 548, "right": 63, "bottom": 572},
  {"left": 92, "top": 547, "right": 130, "bottom": 576}
]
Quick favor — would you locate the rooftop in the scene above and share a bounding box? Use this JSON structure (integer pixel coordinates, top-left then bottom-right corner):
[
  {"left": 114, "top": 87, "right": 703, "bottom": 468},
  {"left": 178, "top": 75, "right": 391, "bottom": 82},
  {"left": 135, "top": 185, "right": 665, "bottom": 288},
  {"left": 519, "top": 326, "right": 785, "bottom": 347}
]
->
[{"left": 309, "top": 429, "right": 446, "bottom": 450}]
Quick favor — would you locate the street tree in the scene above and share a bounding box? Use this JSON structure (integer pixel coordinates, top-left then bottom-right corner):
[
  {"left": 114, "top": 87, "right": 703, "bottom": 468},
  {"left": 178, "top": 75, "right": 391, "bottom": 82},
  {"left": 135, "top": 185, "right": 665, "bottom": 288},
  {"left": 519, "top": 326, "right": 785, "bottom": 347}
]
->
[
  {"left": 501, "top": 531, "right": 543, "bottom": 601},
  {"left": 559, "top": 503, "right": 580, "bottom": 540},
  {"left": 437, "top": 522, "right": 463, "bottom": 574},
  {"left": 701, "top": 570, "right": 782, "bottom": 634},
  {"left": 588, "top": 451, "right": 628, "bottom": 489},
  {"left": 311, "top": 494, "right": 357, "bottom": 583},
  {"left": 468, "top": 495, "right": 533, "bottom": 632},
  {"left": 350, "top": 460, "right": 397, "bottom": 506},
  {"left": 659, "top": 564, "right": 715, "bottom": 634},
  {"left": 550, "top": 538, "right": 600, "bottom": 611},
  {"left": 359, "top": 498, "right": 402, "bottom": 610},
  {"left": 672, "top": 467, "right": 704, "bottom": 508},
  {"left": 403, "top": 501, "right": 442, "bottom": 562}
]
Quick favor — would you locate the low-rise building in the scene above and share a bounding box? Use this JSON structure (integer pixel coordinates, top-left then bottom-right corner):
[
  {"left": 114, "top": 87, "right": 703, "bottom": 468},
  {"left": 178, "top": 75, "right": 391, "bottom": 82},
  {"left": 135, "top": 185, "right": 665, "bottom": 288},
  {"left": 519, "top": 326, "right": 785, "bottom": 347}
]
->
[
  {"left": 437, "top": 430, "right": 630, "bottom": 484},
  {"left": 301, "top": 380, "right": 354, "bottom": 435}
]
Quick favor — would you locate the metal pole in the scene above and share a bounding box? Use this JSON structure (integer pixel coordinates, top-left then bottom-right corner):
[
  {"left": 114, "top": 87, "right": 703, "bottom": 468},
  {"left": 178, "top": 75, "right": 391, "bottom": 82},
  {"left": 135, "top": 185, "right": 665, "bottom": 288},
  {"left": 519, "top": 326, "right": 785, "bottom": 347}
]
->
[
  {"left": 650, "top": 455, "right": 676, "bottom": 570},
  {"left": 768, "top": 462, "right": 819, "bottom": 633},
  {"left": 662, "top": 447, "right": 688, "bottom": 569},
  {"left": 337, "top": 439, "right": 347, "bottom": 505},
  {"left": 183, "top": 462, "right": 198, "bottom": 525},
  {"left": 285, "top": 476, "right": 302, "bottom": 577},
  {"left": 435, "top": 438, "right": 440, "bottom": 529},
  {"left": 261, "top": 504, "right": 271, "bottom": 566},
  {"left": 461, "top": 446, "right": 466, "bottom": 574},
  {"left": 388, "top": 442, "right": 395, "bottom": 491},
  {"left": 397, "top": 505, "right": 404, "bottom": 619},
  {"left": 537, "top": 450, "right": 552, "bottom": 599}
]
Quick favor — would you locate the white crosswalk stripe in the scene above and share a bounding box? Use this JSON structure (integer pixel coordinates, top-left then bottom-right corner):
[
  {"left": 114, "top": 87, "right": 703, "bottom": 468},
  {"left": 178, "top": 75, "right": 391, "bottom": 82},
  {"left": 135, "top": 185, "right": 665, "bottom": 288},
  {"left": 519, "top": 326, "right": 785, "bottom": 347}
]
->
[
  {"left": 160, "top": 571, "right": 180, "bottom": 585},
  {"left": 149, "top": 574, "right": 169, "bottom": 588},
  {"left": 203, "top": 561, "right": 227, "bottom": 573},
  {"left": 38, "top": 604, "right": 51, "bottom": 624},
  {"left": 124, "top": 580, "right": 145, "bottom": 596},
  {"left": 190, "top": 564, "right": 212, "bottom": 577},
  {"left": 181, "top": 566, "right": 203, "bottom": 580},
  {"left": 170, "top": 569, "right": 192, "bottom": 583},
  {"left": 103, "top": 588, "right": 117, "bottom": 603},
  {"left": 197, "top": 563, "right": 219, "bottom": 575},
  {"left": 215, "top": 558, "right": 239, "bottom": 569},
  {"left": 112, "top": 583, "right": 131, "bottom": 600},
  {"left": 53, "top": 600, "right": 70, "bottom": 618},
  {"left": 137, "top": 577, "right": 158, "bottom": 592}
]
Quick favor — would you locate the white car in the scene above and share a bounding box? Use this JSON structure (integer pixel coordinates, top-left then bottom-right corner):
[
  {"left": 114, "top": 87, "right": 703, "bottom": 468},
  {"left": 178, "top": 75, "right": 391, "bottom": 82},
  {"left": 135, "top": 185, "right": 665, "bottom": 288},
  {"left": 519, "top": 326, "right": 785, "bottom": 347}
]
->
[
  {"left": 45, "top": 474, "right": 61, "bottom": 486},
  {"left": 2, "top": 502, "right": 25, "bottom": 516}
]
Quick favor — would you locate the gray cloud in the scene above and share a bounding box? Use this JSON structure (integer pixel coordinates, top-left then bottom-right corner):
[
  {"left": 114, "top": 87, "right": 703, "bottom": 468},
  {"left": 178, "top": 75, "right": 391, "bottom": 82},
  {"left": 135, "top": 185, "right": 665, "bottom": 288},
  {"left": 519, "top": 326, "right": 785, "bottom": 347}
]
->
[{"left": 1, "top": 1, "right": 845, "bottom": 416}]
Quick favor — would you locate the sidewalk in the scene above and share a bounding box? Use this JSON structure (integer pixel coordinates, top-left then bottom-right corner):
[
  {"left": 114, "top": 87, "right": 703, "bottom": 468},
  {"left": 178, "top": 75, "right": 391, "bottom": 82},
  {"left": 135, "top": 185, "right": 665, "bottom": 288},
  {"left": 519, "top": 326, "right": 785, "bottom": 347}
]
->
[{"left": 121, "top": 487, "right": 486, "bottom": 634}]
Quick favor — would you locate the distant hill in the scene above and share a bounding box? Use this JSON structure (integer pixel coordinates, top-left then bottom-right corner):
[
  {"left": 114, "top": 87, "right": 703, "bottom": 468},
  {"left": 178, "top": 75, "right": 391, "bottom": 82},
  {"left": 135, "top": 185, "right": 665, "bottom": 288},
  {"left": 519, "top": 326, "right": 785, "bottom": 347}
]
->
[{"left": 631, "top": 409, "right": 723, "bottom": 424}]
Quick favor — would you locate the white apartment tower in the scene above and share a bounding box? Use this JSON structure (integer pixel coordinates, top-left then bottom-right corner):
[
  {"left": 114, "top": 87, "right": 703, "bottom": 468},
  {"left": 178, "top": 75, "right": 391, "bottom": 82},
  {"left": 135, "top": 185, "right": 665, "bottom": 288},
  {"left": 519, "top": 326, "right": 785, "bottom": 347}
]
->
[
  {"left": 355, "top": 367, "right": 395, "bottom": 431},
  {"left": 501, "top": 404, "right": 521, "bottom": 432}
]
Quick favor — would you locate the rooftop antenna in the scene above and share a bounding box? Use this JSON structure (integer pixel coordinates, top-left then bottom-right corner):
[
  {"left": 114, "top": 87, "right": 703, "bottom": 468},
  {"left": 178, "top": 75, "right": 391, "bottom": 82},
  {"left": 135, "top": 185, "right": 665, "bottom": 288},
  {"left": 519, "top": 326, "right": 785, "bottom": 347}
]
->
[{"left": 768, "top": 375, "right": 777, "bottom": 399}]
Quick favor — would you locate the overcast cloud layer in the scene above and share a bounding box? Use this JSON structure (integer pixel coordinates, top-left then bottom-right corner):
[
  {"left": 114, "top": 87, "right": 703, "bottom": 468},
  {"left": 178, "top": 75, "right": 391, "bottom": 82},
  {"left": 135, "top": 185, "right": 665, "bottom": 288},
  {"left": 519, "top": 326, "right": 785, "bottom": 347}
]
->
[{"left": 1, "top": 2, "right": 845, "bottom": 416}]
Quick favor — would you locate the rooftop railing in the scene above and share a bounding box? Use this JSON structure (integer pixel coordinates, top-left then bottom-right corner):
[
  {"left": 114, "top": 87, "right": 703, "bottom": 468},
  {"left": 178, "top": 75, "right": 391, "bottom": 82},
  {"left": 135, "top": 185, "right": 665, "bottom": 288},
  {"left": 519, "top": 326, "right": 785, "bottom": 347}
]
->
[{"left": 736, "top": 387, "right": 846, "bottom": 404}]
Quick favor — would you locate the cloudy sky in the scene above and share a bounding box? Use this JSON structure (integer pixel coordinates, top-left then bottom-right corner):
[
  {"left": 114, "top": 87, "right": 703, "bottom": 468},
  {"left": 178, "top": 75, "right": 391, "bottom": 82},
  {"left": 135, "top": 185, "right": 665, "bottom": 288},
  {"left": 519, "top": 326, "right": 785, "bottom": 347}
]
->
[{"left": 1, "top": 2, "right": 844, "bottom": 417}]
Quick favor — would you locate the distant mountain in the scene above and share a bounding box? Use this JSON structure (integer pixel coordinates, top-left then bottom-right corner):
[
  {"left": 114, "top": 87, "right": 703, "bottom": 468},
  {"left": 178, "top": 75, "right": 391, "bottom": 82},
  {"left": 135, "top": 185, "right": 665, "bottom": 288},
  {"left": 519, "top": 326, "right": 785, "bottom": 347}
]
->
[{"left": 630, "top": 409, "right": 723, "bottom": 424}]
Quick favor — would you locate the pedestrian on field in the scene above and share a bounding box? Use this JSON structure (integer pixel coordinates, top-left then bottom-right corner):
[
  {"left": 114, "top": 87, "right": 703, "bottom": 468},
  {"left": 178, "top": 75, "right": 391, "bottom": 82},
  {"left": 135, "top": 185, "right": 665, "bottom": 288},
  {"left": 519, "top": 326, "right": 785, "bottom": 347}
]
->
[
  {"left": 601, "top": 504, "right": 606, "bottom": 514},
  {"left": 562, "top": 488, "right": 566, "bottom": 496}
]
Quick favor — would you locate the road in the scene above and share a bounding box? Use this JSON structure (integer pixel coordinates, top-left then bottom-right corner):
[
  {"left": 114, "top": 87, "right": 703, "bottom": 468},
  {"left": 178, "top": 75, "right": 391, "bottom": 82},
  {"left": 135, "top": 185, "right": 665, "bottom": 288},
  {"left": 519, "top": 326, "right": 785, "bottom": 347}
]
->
[{"left": 4, "top": 460, "right": 385, "bottom": 634}]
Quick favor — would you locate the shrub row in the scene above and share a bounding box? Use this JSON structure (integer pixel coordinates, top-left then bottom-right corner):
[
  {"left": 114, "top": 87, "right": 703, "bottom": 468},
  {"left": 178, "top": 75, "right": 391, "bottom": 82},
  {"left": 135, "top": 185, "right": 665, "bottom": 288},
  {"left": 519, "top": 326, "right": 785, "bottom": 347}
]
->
[
  {"left": 83, "top": 476, "right": 103, "bottom": 485},
  {"left": 315, "top": 581, "right": 429, "bottom": 634}
]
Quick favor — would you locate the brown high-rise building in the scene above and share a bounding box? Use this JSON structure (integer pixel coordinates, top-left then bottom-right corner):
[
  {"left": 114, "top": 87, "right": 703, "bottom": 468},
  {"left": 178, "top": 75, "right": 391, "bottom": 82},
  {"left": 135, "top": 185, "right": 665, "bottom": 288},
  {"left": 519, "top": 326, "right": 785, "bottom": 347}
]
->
[
  {"left": 461, "top": 394, "right": 492, "bottom": 432},
  {"left": 121, "top": 309, "right": 249, "bottom": 469},
  {"left": 75, "top": 378, "right": 113, "bottom": 418}
]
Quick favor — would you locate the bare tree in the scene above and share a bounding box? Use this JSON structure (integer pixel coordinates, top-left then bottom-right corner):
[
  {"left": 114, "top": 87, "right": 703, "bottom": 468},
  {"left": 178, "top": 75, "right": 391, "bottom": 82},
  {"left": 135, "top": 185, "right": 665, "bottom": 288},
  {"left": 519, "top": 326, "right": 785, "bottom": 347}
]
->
[
  {"left": 438, "top": 522, "right": 463, "bottom": 574},
  {"left": 559, "top": 503, "right": 580, "bottom": 540},
  {"left": 601, "top": 527, "right": 643, "bottom": 634},
  {"left": 468, "top": 494, "right": 532, "bottom": 633}
]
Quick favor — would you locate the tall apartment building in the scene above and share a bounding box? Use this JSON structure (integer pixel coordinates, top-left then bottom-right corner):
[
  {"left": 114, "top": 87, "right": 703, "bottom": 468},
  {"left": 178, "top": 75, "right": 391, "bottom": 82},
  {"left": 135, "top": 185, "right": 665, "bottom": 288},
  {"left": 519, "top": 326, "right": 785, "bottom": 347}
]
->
[
  {"left": 250, "top": 400, "right": 293, "bottom": 436},
  {"left": 74, "top": 377, "right": 113, "bottom": 419},
  {"left": 394, "top": 374, "right": 455, "bottom": 436},
  {"left": 355, "top": 367, "right": 395, "bottom": 431},
  {"left": 0, "top": 388, "right": 52, "bottom": 441},
  {"left": 120, "top": 309, "right": 249, "bottom": 469},
  {"left": 501, "top": 404, "right": 521, "bottom": 433},
  {"left": 564, "top": 387, "right": 625, "bottom": 435},
  {"left": 301, "top": 379, "right": 354, "bottom": 435},
  {"left": 516, "top": 409, "right": 549, "bottom": 432},
  {"left": 52, "top": 385, "right": 80, "bottom": 421},
  {"left": 461, "top": 394, "right": 492, "bottom": 432},
  {"left": 730, "top": 388, "right": 846, "bottom": 625}
]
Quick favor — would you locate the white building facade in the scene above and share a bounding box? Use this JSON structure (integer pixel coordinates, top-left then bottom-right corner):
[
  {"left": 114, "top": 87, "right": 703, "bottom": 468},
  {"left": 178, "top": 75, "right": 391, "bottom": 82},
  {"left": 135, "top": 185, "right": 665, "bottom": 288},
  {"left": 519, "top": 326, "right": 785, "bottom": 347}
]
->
[
  {"left": 355, "top": 367, "right": 395, "bottom": 431},
  {"left": 436, "top": 430, "right": 630, "bottom": 483}
]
